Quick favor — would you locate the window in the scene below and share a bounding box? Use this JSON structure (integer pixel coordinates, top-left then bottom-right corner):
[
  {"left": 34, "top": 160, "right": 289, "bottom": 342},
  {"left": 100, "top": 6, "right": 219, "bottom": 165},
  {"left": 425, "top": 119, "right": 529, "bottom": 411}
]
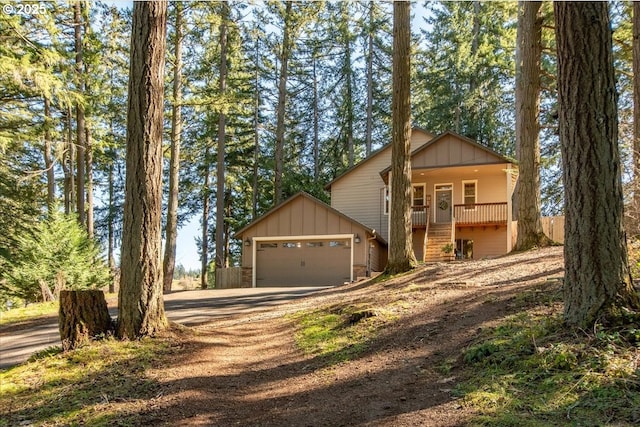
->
[
  {"left": 412, "top": 185, "right": 425, "bottom": 206},
  {"left": 463, "top": 181, "right": 477, "bottom": 209},
  {"left": 260, "top": 243, "right": 278, "bottom": 249},
  {"left": 282, "top": 242, "right": 301, "bottom": 248},
  {"left": 383, "top": 186, "right": 390, "bottom": 215},
  {"left": 329, "top": 240, "right": 350, "bottom": 248},
  {"left": 306, "top": 242, "right": 324, "bottom": 248}
]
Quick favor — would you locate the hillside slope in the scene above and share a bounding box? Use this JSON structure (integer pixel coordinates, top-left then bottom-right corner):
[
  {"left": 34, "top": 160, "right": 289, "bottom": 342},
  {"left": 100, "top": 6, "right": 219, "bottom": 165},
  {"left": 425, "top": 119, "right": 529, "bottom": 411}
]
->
[{"left": 141, "top": 247, "right": 564, "bottom": 426}]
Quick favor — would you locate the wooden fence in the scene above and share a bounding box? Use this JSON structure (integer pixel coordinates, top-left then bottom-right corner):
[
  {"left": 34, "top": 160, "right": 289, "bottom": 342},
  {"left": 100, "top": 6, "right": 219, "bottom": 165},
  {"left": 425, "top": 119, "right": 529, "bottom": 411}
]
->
[
  {"left": 215, "top": 267, "right": 243, "bottom": 289},
  {"left": 541, "top": 216, "right": 565, "bottom": 244}
]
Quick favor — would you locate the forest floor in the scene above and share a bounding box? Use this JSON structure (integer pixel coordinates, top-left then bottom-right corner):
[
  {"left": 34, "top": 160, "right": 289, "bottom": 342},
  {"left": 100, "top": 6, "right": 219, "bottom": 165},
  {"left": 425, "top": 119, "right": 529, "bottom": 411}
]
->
[{"left": 137, "top": 246, "right": 565, "bottom": 426}]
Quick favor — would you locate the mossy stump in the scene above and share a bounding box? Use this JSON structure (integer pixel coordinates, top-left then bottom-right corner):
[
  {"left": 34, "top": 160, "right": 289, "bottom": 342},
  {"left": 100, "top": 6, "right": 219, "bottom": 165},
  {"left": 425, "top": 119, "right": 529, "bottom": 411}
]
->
[{"left": 59, "top": 290, "right": 113, "bottom": 351}]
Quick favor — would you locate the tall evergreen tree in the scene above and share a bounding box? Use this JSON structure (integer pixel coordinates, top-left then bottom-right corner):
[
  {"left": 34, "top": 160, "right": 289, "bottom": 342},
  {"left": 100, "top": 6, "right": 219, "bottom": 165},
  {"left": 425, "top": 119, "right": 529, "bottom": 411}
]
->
[
  {"left": 117, "top": 0, "right": 168, "bottom": 339},
  {"left": 555, "top": 2, "right": 640, "bottom": 327},
  {"left": 215, "top": 2, "right": 230, "bottom": 271},
  {"left": 387, "top": 0, "right": 416, "bottom": 275},
  {"left": 514, "top": 1, "right": 551, "bottom": 250},
  {"left": 415, "top": 1, "right": 516, "bottom": 153},
  {"left": 163, "top": 1, "right": 184, "bottom": 293}
]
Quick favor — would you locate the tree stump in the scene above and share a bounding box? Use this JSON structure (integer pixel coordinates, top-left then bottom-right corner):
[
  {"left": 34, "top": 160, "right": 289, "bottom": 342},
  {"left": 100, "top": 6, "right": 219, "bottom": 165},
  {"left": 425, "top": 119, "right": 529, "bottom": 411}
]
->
[{"left": 59, "top": 290, "right": 113, "bottom": 351}]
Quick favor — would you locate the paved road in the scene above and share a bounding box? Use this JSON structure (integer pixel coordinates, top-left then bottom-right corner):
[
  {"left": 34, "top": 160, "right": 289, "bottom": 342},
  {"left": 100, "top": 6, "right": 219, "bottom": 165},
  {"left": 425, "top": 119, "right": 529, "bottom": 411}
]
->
[{"left": 0, "top": 287, "right": 328, "bottom": 370}]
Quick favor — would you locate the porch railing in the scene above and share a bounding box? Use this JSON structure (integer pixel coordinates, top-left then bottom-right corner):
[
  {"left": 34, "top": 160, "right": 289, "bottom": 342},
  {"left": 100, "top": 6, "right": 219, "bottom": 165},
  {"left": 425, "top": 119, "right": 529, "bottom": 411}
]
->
[
  {"left": 411, "top": 205, "right": 430, "bottom": 228},
  {"left": 453, "top": 202, "right": 508, "bottom": 226}
]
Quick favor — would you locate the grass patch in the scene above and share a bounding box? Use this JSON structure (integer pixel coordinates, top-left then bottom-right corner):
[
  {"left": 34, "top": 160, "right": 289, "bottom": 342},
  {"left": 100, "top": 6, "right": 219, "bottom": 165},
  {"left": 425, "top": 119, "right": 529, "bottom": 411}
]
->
[
  {"left": 0, "top": 330, "right": 183, "bottom": 426},
  {"left": 290, "top": 303, "right": 393, "bottom": 364},
  {"left": 458, "top": 285, "right": 640, "bottom": 426},
  {"left": 0, "top": 301, "right": 59, "bottom": 326}
]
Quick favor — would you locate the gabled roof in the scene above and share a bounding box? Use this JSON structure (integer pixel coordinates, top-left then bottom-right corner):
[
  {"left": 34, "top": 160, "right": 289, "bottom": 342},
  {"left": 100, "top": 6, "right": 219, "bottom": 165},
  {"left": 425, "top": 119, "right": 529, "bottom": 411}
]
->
[
  {"left": 234, "top": 191, "right": 387, "bottom": 245},
  {"left": 324, "top": 126, "right": 434, "bottom": 191},
  {"left": 379, "top": 130, "right": 517, "bottom": 179}
]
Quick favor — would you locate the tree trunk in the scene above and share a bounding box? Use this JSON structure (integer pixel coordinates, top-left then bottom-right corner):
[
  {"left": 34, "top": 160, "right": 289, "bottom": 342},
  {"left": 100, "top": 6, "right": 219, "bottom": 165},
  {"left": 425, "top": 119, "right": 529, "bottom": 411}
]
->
[
  {"left": 43, "top": 96, "right": 55, "bottom": 215},
  {"left": 107, "top": 157, "right": 116, "bottom": 294},
  {"left": 59, "top": 290, "right": 113, "bottom": 351},
  {"left": 386, "top": 0, "right": 416, "bottom": 275},
  {"left": 274, "top": 1, "right": 292, "bottom": 206},
  {"left": 74, "top": 0, "right": 86, "bottom": 227},
  {"left": 201, "top": 145, "right": 211, "bottom": 290},
  {"left": 215, "top": 2, "right": 229, "bottom": 271},
  {"left": 514, "top": 1, "right": 550, "bottom": 250},
  {"left": 65, "top": 106, "right": 75, "bottom": 215},
  {"left": 312, "top": 54, "right": 320, "bottom": 181},
  {"left": 341, "top": 2, "right": 355, "bottom": 168},
  {"left": 555, "top": 2, "right": 640, "bottom": 328},
  {"left": 252, "top": 32, "right": 260, "bottom": 220},
  {"left": 365, "top": 1, "right": 374, "bottom": 157},
  {"left": 633, "top": 2, "right": 640, "bottom": 232},
  {"left": 163, "top": 1, "right": 183, "bottom": 293},
  {"left": 85, "top": 125, "right": 94, "bottom": 238},
  {"left": 117, "top": 1, "right": 168, "bottom": 339}
]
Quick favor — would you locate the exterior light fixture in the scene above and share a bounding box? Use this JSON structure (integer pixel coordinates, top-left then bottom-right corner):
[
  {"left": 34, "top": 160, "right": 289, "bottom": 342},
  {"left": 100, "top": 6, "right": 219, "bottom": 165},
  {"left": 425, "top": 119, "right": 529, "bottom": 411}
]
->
[
  {"left": 354, "top": 234, "right": 361, "bottom": 244},
  {"left": 244, "top": 238, "right": 251, "bottom": 247}
]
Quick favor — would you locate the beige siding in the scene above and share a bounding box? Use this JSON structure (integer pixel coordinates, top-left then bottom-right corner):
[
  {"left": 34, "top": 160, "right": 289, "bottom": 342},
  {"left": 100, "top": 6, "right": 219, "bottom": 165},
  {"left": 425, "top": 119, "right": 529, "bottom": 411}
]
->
[
  {"left": 456, "top": 226, "right": 508, "bottom": 259},
  {"left": 330, "top": 128, "right": 433, "bottom": 241},
  {"left": 412, "top": 133, "right": 507, "bottom": 168},
  {"left": 412, "top": 164, "right": 513, "bottom": 224},
  {"left": 240, "top": 195, "right": 372, "bottom": 271}
]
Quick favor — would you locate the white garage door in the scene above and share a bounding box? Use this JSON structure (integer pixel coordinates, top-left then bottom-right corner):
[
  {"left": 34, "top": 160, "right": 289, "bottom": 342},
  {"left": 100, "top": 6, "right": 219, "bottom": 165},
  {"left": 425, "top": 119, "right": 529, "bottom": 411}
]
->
[{"left": 255, "top": 238, "right": 352, "bottom": 287}]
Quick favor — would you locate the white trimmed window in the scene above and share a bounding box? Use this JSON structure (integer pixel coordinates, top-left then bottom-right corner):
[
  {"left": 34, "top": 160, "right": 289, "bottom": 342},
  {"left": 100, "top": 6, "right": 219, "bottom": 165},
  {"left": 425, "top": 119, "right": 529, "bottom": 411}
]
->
[
  {"left": 463, "top": 180, "right": 477, "bottom": 209},
  {"left": 383, "top": 186, "right": 390, "bottom": 215}
]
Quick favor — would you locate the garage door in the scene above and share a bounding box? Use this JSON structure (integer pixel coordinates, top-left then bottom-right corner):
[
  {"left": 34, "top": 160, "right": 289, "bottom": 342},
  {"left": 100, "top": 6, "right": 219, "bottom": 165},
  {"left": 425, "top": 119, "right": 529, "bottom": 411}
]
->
[{"left": 255, "top": 238, "right": 351, "bottom": 287}]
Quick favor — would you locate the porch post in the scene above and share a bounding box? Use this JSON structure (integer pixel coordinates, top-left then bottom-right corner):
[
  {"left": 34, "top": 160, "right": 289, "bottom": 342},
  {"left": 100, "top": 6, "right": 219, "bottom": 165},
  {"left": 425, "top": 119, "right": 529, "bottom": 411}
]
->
[
  {"left": 387, "top": 171, "right": 392, "bottom": 242},
  {"left": 506, "top": 164, "right": 514, "bottom": 252}
]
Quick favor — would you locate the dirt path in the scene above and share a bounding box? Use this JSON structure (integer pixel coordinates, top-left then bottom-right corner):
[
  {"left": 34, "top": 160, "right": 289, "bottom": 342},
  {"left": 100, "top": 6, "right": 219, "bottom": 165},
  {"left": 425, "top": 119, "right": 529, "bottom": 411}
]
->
[{"left": 141, "top": 247, "right": 564, "bottom": 426}]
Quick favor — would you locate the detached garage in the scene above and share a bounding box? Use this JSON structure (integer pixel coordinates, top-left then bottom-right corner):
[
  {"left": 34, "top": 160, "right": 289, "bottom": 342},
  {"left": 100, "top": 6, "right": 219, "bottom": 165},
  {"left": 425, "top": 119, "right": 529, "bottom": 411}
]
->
[{"left": 236, "top": 192, "right": 386, "bottom": 288}]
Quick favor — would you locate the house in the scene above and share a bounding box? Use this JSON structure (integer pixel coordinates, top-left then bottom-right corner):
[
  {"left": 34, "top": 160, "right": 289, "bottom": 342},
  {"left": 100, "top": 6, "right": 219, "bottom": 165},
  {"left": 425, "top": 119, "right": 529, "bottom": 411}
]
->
[{"left": 236, "top": 128, "right": 518, "bottom": 287}]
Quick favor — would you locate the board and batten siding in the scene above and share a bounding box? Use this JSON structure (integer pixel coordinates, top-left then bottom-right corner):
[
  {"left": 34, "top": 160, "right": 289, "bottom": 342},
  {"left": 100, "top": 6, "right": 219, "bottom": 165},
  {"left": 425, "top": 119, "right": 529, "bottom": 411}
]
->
[
  {"left": 240, "top": 194, "right": 372, "bottom": 272},
  {"left": 411, "top": 133, "right": 507, "bottom": 168},
  {"left": 330, "top": 129, "right": 433, "bottom": 242}
]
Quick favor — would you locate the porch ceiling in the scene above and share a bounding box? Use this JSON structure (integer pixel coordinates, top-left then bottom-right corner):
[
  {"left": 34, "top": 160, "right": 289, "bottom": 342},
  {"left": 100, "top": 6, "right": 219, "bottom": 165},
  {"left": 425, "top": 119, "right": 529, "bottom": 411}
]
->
[{"left": 411, "top": 163, "right": 513, "bottom": 182}]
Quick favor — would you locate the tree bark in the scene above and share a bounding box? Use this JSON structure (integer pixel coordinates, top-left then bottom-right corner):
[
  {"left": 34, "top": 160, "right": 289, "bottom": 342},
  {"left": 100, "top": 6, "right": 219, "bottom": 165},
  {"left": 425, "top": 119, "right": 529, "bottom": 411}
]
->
[
  {"left": 312, "top": 54, "right": 320, "bottom": 181},
  {"left": 341, "top": 2, "right": 355, "bottom": 168},
  {"left": 365, "top": 1, "right": 374, "bottom": 157},
  {"left": 555, "top": 2, "right": 640, "bottom": 328},
  {"left": 59, "top": 290, "right": 113, "bottom": 351},
  {"left": 117, "top": 0, "right": 168, "bottom": 339},
  {"left": 74, "top": 0, "right": 86, "bottom": 227},
  {"left": 63, "top": 106, "right": 75, "bottom": 215},
  {"left": 107, "top": 156, "right": 116, "bottom": 294},
  {"left": 215, "top": 2, "right": 229, "bottom": 272},
  {"left": 43, "top": 96, "right": 55, "bottom": 215},
  {"left": 633, "top": 2, "right": 640, "bottom": 230},
  {"left": 163, "top": 1, "right": 183, "bottom": 293},
  {"left": 386, "top": 0, "right": 416, "bottom": 275},
  {"left": 274, "top": 1, "right": 292, "bottom": 206},
  {"left": 201, "top": 145, "right": 211, "bottom": 290},
  {"left": 252, "top": 31, "right": 260, "bottom": 220},
  {"left": 85, "top": 125, "right": 94, "bottom": 238},
  {"left": 514, "top": 1, "right": 550, "bottom": 250}
]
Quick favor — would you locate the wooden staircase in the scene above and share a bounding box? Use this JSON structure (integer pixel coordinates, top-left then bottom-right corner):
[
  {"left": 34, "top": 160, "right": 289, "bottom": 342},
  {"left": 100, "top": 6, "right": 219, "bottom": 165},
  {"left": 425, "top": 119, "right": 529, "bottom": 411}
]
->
[{"left": 424, "top": 222, "right": 453, "bottom": 262}]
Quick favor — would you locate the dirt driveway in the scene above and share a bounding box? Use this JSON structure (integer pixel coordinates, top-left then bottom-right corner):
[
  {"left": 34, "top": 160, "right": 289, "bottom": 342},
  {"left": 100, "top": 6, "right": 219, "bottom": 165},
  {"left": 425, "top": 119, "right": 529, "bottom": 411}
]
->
[
  {"left": 0, "top": 287, "right": 329, "bottom": 369},
  {"left": 137, "top": 247, "right": 564, "bottom": 426}
]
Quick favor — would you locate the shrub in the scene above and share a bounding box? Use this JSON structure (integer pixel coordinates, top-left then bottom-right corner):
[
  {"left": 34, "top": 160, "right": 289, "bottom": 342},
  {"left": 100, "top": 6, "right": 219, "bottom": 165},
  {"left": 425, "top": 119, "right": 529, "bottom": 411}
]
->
[{"left": 0, "top": 209, "right": 111, "bottom": 303}]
